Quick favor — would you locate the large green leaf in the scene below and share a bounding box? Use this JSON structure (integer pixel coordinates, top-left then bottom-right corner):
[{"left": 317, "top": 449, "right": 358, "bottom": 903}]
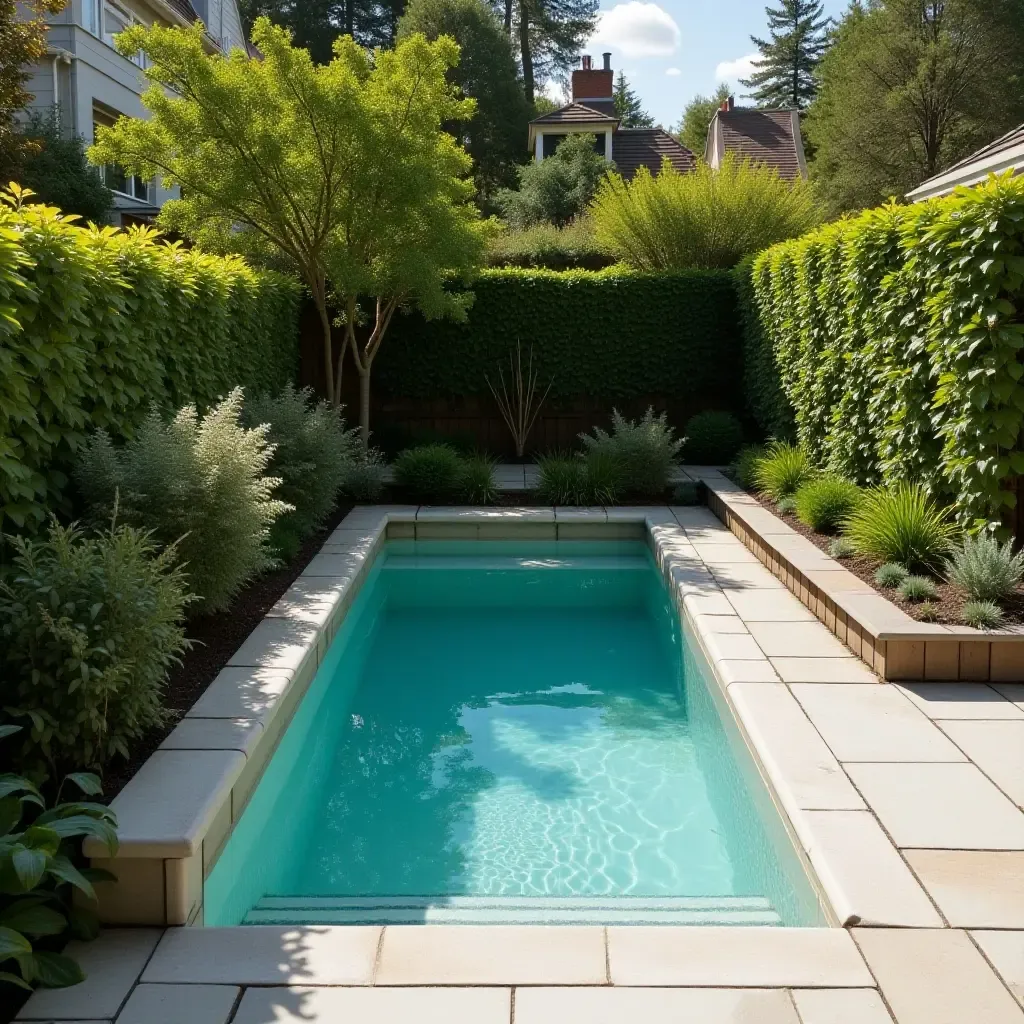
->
[
  {"left": 0, "top": 899, "right": 66, "bottom": 937},
  {"left": 47, "top": 855, "right": 96, "bottom": 899},
  {"left": 42, "top": 816, "right": 118, "bottom": 854},
  {"left": 18, "top": 950, "right": 85, "bottom": 988},
  {"left": 0, "top": 926, "right": 32, "bottom": 962},
  {"left": 63, "top": 773, "right": 103, "bottom": 797},
  {"left": 0, "top": 798, "right": 23, "bottom": 838},
  {"left": 11, "top": 846, "right": 47, "bottom": 891},
  {"left": 0, "top": 969, "right": 32, "bottom": 991}
]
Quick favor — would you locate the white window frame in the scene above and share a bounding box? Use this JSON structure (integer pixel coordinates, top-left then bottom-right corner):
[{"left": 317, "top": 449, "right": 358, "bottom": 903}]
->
[
  {"left": 93, "top": 108, "right": 154, "bottom": 204},
  {"left": 83, "top": 0, "right": 102, "bottom": 36}
]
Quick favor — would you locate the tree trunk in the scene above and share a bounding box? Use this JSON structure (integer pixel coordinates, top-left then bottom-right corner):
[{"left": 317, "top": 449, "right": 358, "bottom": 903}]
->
[
  {"left": 359, "top": 364, "right": 372, "bottom": 448},
  {"left": 518, "top": 0, "right": 534, "bottom": 105},
  {"left": 504, "top": 0, "right": 512, "bottom": 33},
  {"left": 315, "top": 291, "right": 336, "bottom": 406},
  {"left": 345, "top": 0, "right": 353, "bottom": 37}
]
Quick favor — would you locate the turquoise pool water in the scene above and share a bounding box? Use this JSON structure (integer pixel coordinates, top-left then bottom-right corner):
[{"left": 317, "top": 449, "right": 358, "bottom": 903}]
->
[{"left": 205, "top": 541, "right": 825, "bottom": 927}]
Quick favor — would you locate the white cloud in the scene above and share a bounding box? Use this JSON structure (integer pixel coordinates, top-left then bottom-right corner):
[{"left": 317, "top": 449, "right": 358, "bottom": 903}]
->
[
  {"left": 588, "top": 3, "right": 680, "bottom": 59},
  {"left": 715, "top": 52, "right": 759, "bottom": 82},
  {"left": 665, "top": 67, "right": 681, "bottom": 76}
]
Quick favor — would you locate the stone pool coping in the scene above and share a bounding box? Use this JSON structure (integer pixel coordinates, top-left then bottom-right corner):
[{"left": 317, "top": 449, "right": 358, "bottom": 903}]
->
[
  {"left": 696, "top": 469, "right": 1024, "bottom": 682},
  {"left": 44, "top": 500, "right": 1024, "bottom": 1023}
]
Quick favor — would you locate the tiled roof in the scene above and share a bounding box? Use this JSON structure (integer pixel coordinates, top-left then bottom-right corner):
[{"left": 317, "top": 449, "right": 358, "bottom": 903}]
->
[
  {"left": 717, "top": 108, "right": 803, "bottom": 180},
  {"left": 613, "top": 129, "right": 696, "bottom": 180},
  {"left": 942, "top": 123, "right": 1024, "bottom": 175},
  {"left": 530, "top": 103, "right": 618, "bottom": 126}
]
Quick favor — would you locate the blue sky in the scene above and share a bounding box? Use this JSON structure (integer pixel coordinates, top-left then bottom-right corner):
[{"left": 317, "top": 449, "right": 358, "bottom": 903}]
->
[{"left": 547, "top": 0, "right": 850, "bottom": 130}]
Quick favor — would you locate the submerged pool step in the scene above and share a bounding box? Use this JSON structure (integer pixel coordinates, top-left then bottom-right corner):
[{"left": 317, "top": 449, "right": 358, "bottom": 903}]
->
[{"left": 244, "top": 895, "right": 782, "bottom": 926}]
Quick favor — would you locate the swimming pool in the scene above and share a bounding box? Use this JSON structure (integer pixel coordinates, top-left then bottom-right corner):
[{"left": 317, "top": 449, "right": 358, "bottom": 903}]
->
[{"left": 205, "top": 540, "right": 825, "bottom": 927}]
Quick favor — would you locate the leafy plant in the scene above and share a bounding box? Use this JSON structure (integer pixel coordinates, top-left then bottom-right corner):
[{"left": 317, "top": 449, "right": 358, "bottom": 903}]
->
[
  {"left": 393, "top": 444, "right": 466, "bottom": 503},
  {"left": 536, "top": 451, "right": 621, "bottom": 506},
  {"left": 486, "top": 341, "right": 552, "bottom": 459},
  {"left": 874, "top": 562, "right": 909, "bottom": 589},
  {"left": 777, "top": 496, "right": 797, "bottom": 516},
  {"left": 243, "top": 386, "right": 360, "bottom": 559},
  {"left": 962, "top": 600, "right": 1005, "bottom": 630},
  {"left": 590, "top": 154, "right": 823, "bottom": 271},
  {"left": 580, "top": 407, "right": 683, "bottom": 498},
  {"left": 899, "top": 575, "right": 939, "bottom": 602},
  {"left": 671, "top": 481, "right": 701, "bottom": 505},
  {"left": 683, "top": 411, "right": 744, "bottom": 465},
  {"left": 460, "top": 454, "right": 498, "bottom": 505},
  {"left": 0, "top": 726, "right": 118, "bottom": 992},
  {"left": 0, "top": 520, "right": 191, "bottom": 781},
  {"left": 728, "top": 444, "right": 766, "bottom": 491},
  {"left": 843, "top": 483, "right": 957, "bottom": 572},
  {"left": 340, "top": 449, "right": 388, "bottom": 503},
  {"left": 75, "top": 388, "right": 291, "bottom": 614},
  {"left": 945, "top": 534, "right": 1024, "bottom": 603},
  {"left": 828, "top": 536, "right": 856, "bottom": 559},
  {"left": 794, "top": 475, "right": 861, "bottom": 534},
  {"left": 918, "top": 601, "right": 939, "bottom": 622},
  {"left": 753, "top": 441, "right": 813, "bottom": 501},
  {"left": 485, "top": 219, "right": 611, "bottom": 270}
]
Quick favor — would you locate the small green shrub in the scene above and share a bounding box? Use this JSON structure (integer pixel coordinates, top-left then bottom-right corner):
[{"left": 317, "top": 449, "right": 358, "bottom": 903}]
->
[
  {"left": 843, "top": 483, "right": 957, "bottom": 572},
  {"left": 777, "top": 496, "right": 797, "bottom": 516},
  {"left": 243, "top": 386, "right": 360, "bottom": 557},
  {"left": 753, "top": 441, "right": 813, "bottom": 500},
  {"left": 729, "top": 444, "right": 766, "bottom": 491},
  {"left": 485, "top": 219, "right": 611, "bottom": 270},
  {"left": 794, "top": 476, "right": 861, "bottom": 533},
  {"left": 918, "top": 601, "right": 939, "bottom": 622},
  {"left": 580, "top": 407, "right": 682, "bottom": 497},
  {"left": 899, "top": 576, "right": 939, "bottom": 602},
  {"left": 0, "top": 726, "right": 118, "bottom": 991},
  {"left": 875, "top": 562, "right": 909, "bottom": 589},
  {"left": 460, "top": 454, "right": 498, "bottom": 505},
  {"left": 945, "top": 534, "right": 1024, "bottom": 603},
  {"left": 393, "top": 444, "right": 466, "bottom": 503},
  {"left": 76, "top": 388, "right": 290, "bottom": 613},
  {"left": 341, "top": 449, "right": 388, "bottom": 503},
  {"left": 0, "top": 521, "right": 191, "bottom": 780},
  {"left": 536, "top": 451, "right": 621, "bottom": 506},
  {"left": 962, "top": 600, "right": 1005, "bottom": 630},
  {"left": 828, "top": 536, "right": 856, "bottom": 559},
  {"left": 683, "top": 411, "right": 744, "bottom": 465}
]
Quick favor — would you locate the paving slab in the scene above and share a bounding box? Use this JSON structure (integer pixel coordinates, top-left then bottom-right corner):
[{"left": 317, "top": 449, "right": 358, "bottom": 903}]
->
[
  {"left": 374, "top": 925, "right": 606, "bottom": 985},
  {"left": 726, "top": 590, "right": 817, "bottom": 622},
  {"left": 749, "top": 622, "right": 855, "bottom": 660},
  {"left": 853, "top": 928, "right": 1024, "bottom": 1024},
  {"left": 716, "top": 659, "right": 782, "bottom": 684},
  {"left": 904, "top": 850, "right": 1024, "bottom": 927},
  {"left": 607, "top": 927, "right": 873, "bottom": 987},
  {"left": 790, "top": 684, "right": 965, "bottom": 762},
  {"left": 898, "top": 683, "right": 1024, "bottom": 720},
  {"left": 158, "top": 717, "right": 263, "bottom": 758},
  {"left": 117, "top": 984, "right": 239, "bottom": 1024},
  {"left": 709, "top": 561, "right": 788, "bottom": 590},
  {"left": 186, "top": 667, "right": 293, "bottom": 724},
  {"left": 232, "top": 986, "right": 511, "bottom": 1024},
  {"left": 141, "top": 927, "right": 380, "bottom": 986},
  {"left": 514, "top": 986, "right": 800, "bottom": 1024},
  {"left": 791, "top": 988, "right": 895, "bottom": 1024},
  {"left": 845, "top": 762, "right": 1024, "bottom": 849},
  {"left": 972, "top": 930, "right": 1024, "bottom": 1007},
  {"left": 937, "top": 720, "right": 1024, "bottom": 807},
  {"left": 15, "top": 929, "right": 161, "bottom": 1021},
  {"left": 769, "top": 658, "right": 878, "bottom": 684}
]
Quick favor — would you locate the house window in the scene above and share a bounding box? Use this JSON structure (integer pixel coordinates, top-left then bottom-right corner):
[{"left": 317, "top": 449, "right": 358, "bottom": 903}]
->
[
  {"left": 83, "top": 0, "right": 102, "bottom": 36},
  {"left": 102, "top": 2, "right": 147, "bottom": 66},
  {"left": 542, "top": 134, "right": 566, "bottom": 158},
  {"left": 93, "top": 108, "right": 152, "bottom": 203}
]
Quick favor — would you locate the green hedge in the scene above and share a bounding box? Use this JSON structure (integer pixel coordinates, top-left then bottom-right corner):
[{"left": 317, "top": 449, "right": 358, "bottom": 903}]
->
[
  {"left": 377, "top": 266, "right": 742, "bottom": 404},
  {"left": 0, "top": 194, "right": 301, "bottom": 533},
  {"left": 739, "top": 175, "right": 1024, "bottom": 530}
]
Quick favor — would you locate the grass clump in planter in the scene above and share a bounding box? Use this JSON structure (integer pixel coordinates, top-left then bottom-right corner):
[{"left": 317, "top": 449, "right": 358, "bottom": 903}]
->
[
  {"left": 945, "top": 534, "right": 1024, "bottom": 603},
  {"left": 683, "top": 411, "right": 744, "bottom": 465},
  {"left": 394, "top": 444, "right": 497, "bottom": 504},
  {"left": 875, "top": 562, "right": 909, "bottom": 589},
  {"left": 918, "top": 601, "right": 939, "bottom": 622},
  {"left": 777, "top": 496, "right": 797, "bottom": 516},
  {"left": 461, "top": 454, "right": 499, "bottom": 505},
  {"left": 341, "top": 449, "right": 388, "bottom": 502},
  {"left": 828, "top": 536, "right": 856, "bottom": 559},
  {"left": 962, "top": 600, "right": 1005, "bottom": 630},
  {"left": 537, "top": 451, "right": 620, "bottom": 505},
  {"left": 794, "top": 475, "right": 861, "bottom": 533},
  {"left": 843, "top": 482, "right": 956, "bottom": 572},
  {"left": 580, "top": 407, "right": 682, "bottom": 497},
  {"left": 728, "top": 444, "right": 766, "bottom": 491},
  {"left": 899, "top": 575, "right": 939, "bottom": 602},
  {"left": 753, "top": 441, "right": 813, "bottom": 501}
]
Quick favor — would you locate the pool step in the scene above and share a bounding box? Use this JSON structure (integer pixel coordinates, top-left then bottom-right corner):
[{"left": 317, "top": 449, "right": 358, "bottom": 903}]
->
[{"left": 244, "top": 895, "right": 782, "bottom": 926}]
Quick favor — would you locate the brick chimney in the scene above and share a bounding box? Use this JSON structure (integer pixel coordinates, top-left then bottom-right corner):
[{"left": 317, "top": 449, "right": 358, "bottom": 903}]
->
[
  {"left": 571, "top": 53, "right": 614, "bottom": 105},
  {"left": 720, "top": 95, "right": 736, "bottom": 112}
]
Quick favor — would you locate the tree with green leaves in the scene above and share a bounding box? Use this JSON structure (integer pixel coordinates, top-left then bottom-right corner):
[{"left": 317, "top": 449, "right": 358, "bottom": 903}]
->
[
  {"left": 677, "top": 82, "right": 732, "bottom": 156},
  {"left": 741, "top": 0, "right": 830, "bottom": 109},
  {"left": 495, "top": 132, "right": 609, "bottom": 227},
  {"left": 804, "top": 0, "right": 1024, "bottom": 213},
  {"left": 17, "top": 110, "right": 113, "bottom": 222},
  {"left": 398, "top": 0, "right": 530, "bottom": 199},
  {"left": 612, "top": 70, "right": 653, "bottom": 128},
  {"left": 0, "top": 0, "right": 67, "bottom": 179},
  {"left": 238, "top": 0, "right": 396, "bottom": 56},
  {"left": 89, "top": 20, "right": 488, "bottom": 443}
]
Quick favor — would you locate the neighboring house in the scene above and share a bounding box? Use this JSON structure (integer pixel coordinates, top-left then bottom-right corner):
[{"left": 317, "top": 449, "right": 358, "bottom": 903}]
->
[
  {"left": 907, "top": 123, "right": 1024, "bottom": 202},
  {"left": 527, "top": 54, "right": 695, "bottom": 179},
  {"left": 705, "top": 98, "right": 807, "bottom": 180},
  {"left": 22, "top": 0, "right": 249, "bottom": 225}
]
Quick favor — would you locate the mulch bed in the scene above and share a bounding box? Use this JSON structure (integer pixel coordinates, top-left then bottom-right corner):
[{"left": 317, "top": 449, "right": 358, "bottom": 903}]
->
[
  {"left": 102, "top": 500, "right": 354, "bottom": 801},
  {"left": 750, "top": 491, "right": 1024, "bottom": 627}
]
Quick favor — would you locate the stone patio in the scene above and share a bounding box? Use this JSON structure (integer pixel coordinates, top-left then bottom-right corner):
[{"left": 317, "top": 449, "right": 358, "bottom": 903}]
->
[{"left": 18, "top": 490, "right": 1024, "bottom": 1024}]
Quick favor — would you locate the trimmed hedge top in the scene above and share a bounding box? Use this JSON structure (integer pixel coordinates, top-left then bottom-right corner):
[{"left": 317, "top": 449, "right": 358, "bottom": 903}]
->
[
  {"left": 0, "top": 192, "right": 301, "bottom": 533},
  {"left": 377, "top": 266, "right": 743, "bottom": 407},
  {"left": 739, "top": 174, "right": 1024, "bottom": 531}
]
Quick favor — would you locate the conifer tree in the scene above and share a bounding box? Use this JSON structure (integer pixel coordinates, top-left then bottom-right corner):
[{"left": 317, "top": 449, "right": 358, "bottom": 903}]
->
[
  {"left": 741, "top": 0, "right": 830, "bottom": 109},
  {"left": 612, "top": 70, "right": 653, "bottom": 128}
]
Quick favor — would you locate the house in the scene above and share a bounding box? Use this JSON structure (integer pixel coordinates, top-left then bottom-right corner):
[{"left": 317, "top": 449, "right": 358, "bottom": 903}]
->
[
  {"left": 23, "top": 0, "right": 250, "bottom": 225},
  {"left": 527, "top": 54, "right": 695, "bottom": 179},
  {"left": 705, "top": 97, "right": 807, "bottom": 180},
  {"left": 907, "top": 123, "right": 1024, "bottom": 202}
]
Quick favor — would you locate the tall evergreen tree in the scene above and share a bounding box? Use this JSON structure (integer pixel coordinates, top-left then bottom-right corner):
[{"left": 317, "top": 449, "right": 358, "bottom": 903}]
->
[
  {"left": 741, "top": 0, "right": 830, "bottom": 109},
  {"left": 612, "top": 71, "right": 653, "bottom": 128},
  {"left": 238, "top": 0, "right": 398, "bottom": 57},
  {"left": 676, "top": 82, "right": 732, "bottom": 155}
]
